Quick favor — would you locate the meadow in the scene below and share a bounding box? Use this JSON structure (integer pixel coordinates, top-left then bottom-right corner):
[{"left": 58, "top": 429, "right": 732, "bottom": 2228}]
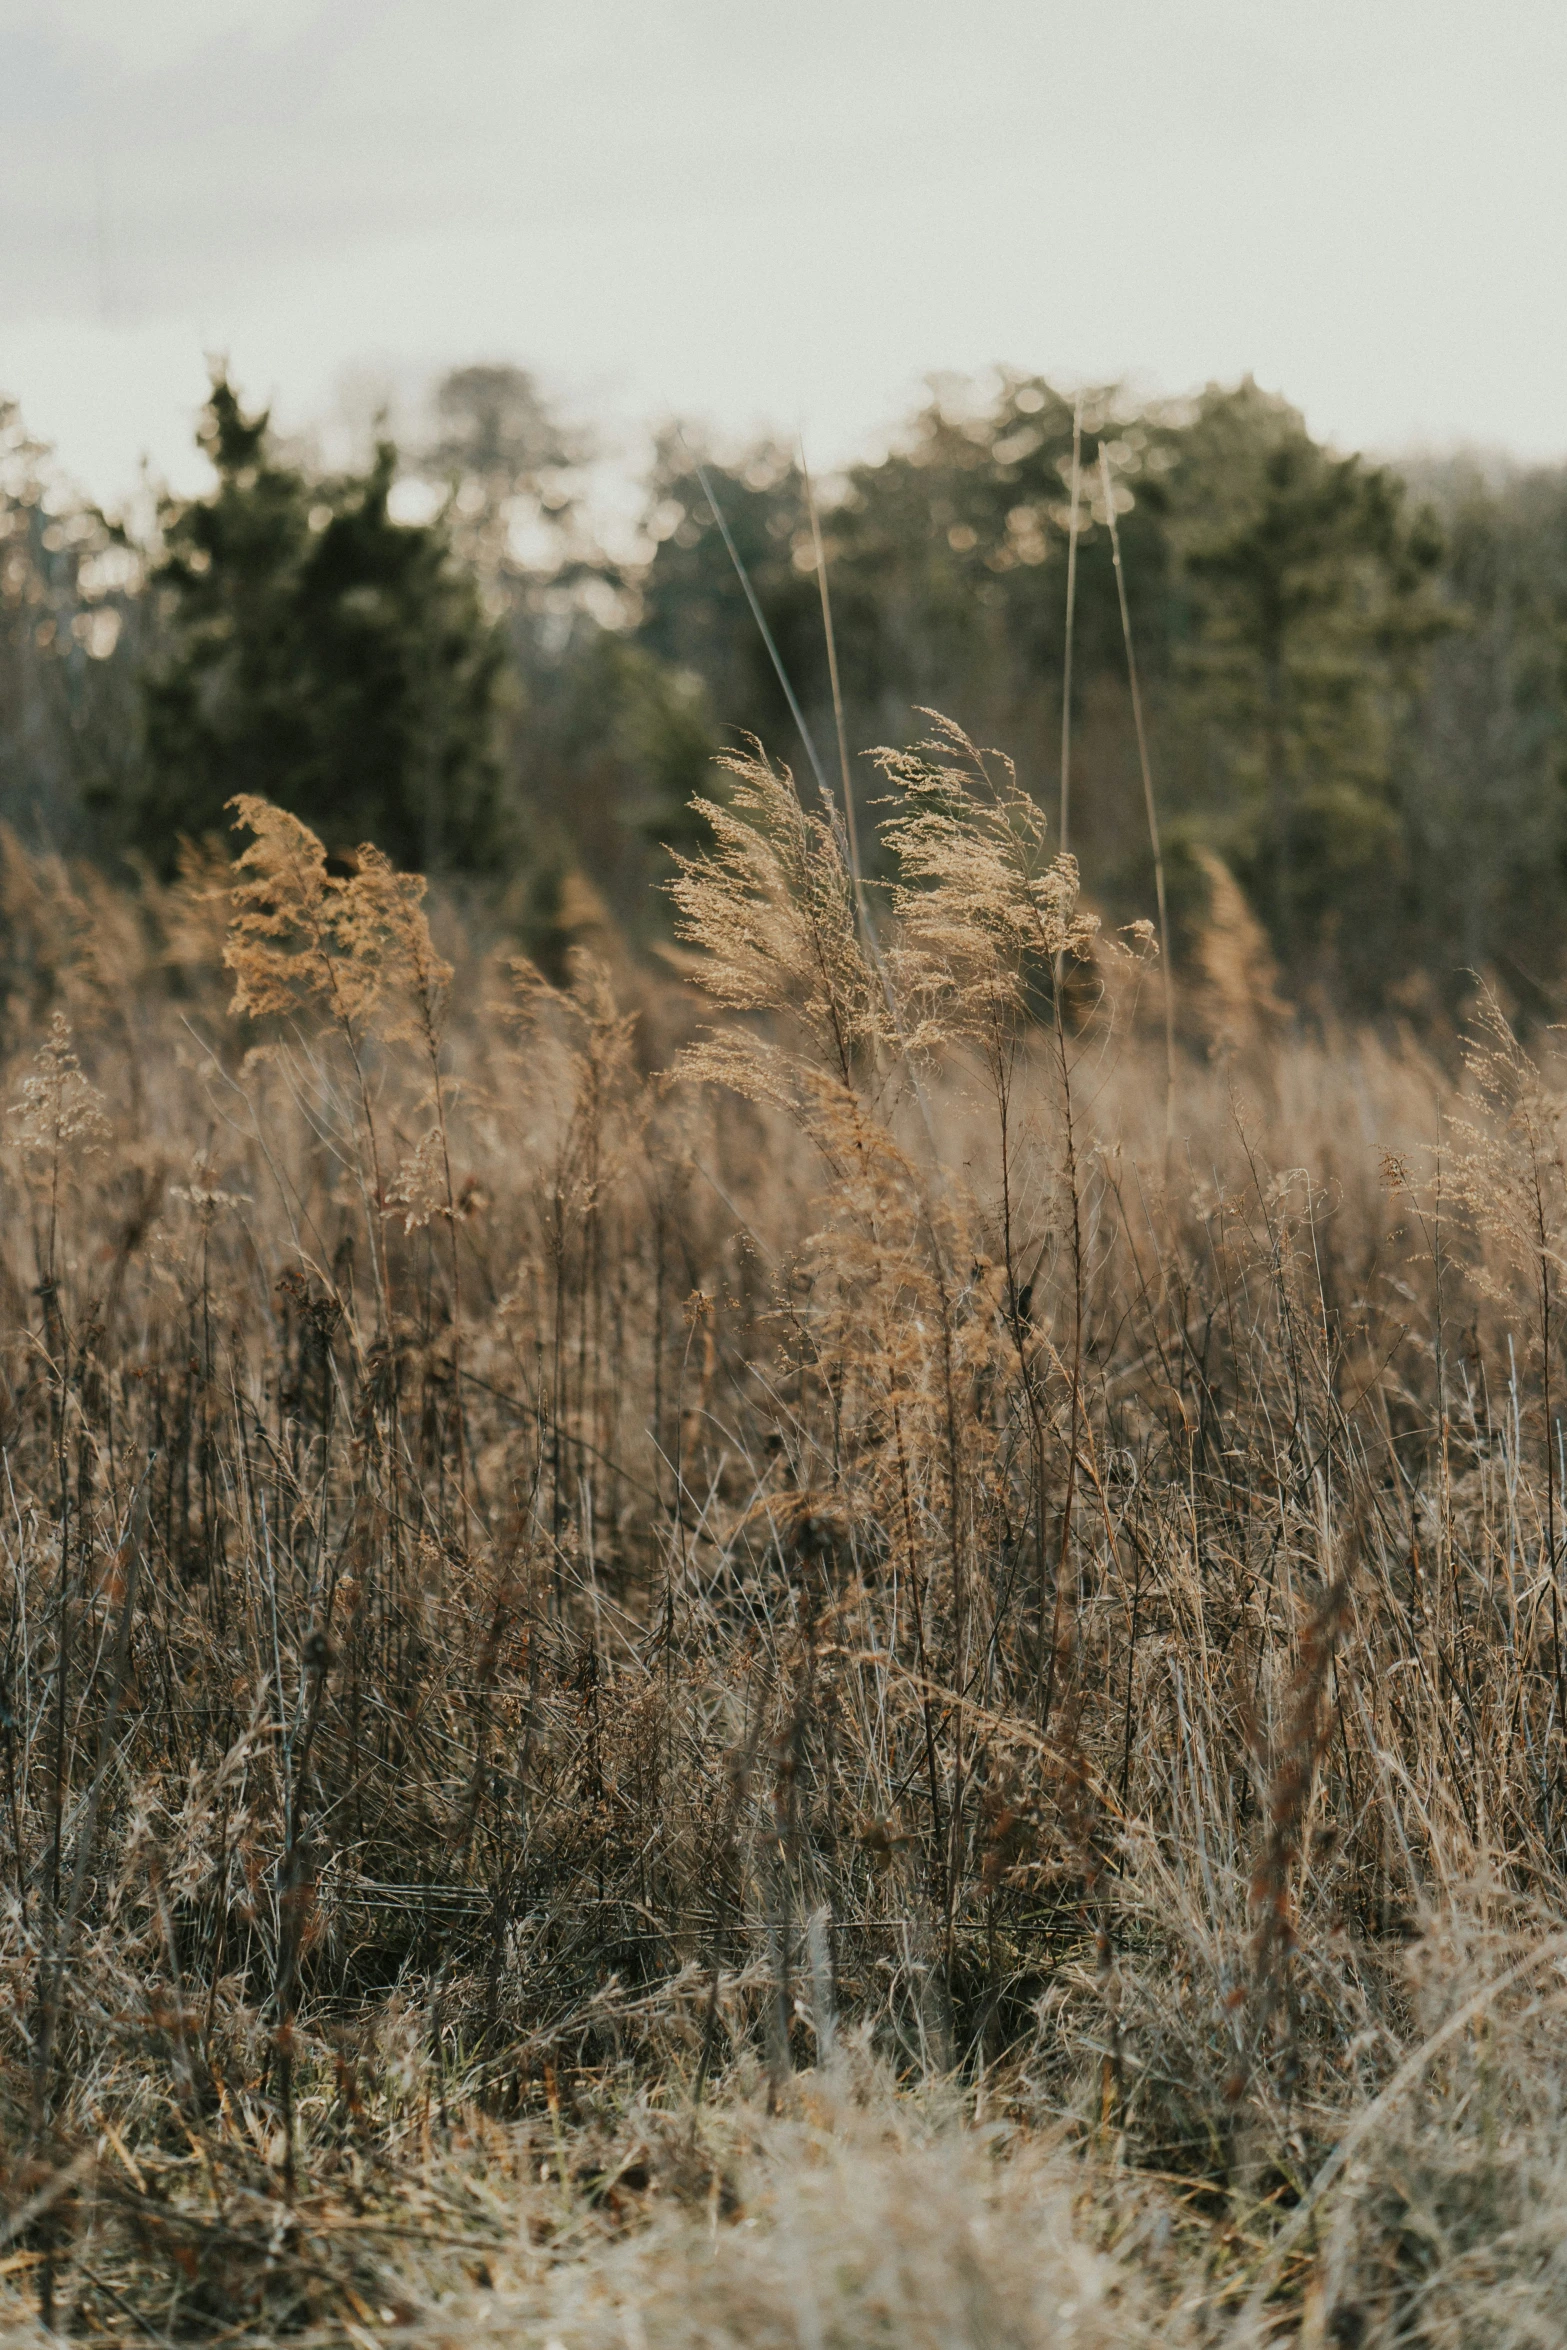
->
[{"left": 2, "top": 731, "right": 1567, "bottom": 2346}]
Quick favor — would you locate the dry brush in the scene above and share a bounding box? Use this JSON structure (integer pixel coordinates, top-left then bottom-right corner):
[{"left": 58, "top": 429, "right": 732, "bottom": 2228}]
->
[{"left": 0, "top": 741, "right": 1562, "bottom": 2344}]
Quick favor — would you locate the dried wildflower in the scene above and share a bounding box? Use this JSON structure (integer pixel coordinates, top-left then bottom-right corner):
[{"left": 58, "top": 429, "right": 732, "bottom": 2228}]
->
[
  {"left": 224, "top": 798, "right": 451, "bottom": 1042},
  {"left": 6, "top": 1010, "right": 108, "bottom": 1160},
  {"left": 1451, "top": 987, "right": 1567, "bottom": 1296},
  {"left": 1237, "top": 1574, "right": 1352, "bottom": 2100},
  {"left": 670, "top": 744, "right": 888, "bottom": 1107},
  {"left": 880, "top": 717, "right": 1096, "bottom": 981},
  {"left": 224, "top": 796, "right": 356, "bottom": 1025},
  {"left": 224, "top": 797, "right": 459, "bottom": 1339},
  {"left": 1190, "top": 846, "right": 1290, "bottom": 1058},
  {"left": 387, "top": 1126, "right": 448, "bottom": 1232},
  {"left": 169, "top": 1149, "right": 251, "bottom": 1218},
  {"left": 336, "top": 843, "right": 453, "bottom": 1052}
]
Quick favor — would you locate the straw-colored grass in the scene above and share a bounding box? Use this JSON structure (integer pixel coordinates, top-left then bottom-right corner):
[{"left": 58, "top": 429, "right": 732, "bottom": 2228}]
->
[{"left": 1, "top": 737, "right": 1566, "bottom": 2347}]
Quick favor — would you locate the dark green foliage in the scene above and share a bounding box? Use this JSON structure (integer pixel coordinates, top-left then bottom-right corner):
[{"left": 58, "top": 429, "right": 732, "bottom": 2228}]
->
[
  {"left": 131, "top": 377, "right": 507, "bottom": 871},
  {"left": 634, "top": 386, "right": 1177, "bottom": 853},
  {"left": 829, "top": 377, "right": 1175, "bottom": 726},
  {"left": 1166, "top": 381, "right": 1446, "bottom": 982},
  {"left": 1398, "top": 457, "right": 1567, "bottom": 1012},
  {"left": 508, "top": 617, "right": 719, "bottom": 949},
  {"left": 638, "top": 435, "right": 825, "bottom": 764},
  {"left": 639, "top": 377, "right": 1453, "bottom": 1006}
]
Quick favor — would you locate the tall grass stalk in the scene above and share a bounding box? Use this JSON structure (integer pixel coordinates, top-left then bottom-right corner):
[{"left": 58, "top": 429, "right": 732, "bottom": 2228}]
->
[
  {"left": 1099, "top": 440, "right": 1177, "bottom": 1142},
  {"left": 1057, "top": 389, "right": 1084, "bottom": 860}
]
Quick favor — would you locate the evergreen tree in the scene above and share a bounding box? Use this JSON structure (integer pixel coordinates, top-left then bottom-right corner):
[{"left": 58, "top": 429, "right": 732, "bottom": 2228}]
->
[
  {"left": 1167, "top": 380, "right": 1446, "bottom": 975},
  {"left": 130, "top": 376, "right": 506, "bottom": 872}
]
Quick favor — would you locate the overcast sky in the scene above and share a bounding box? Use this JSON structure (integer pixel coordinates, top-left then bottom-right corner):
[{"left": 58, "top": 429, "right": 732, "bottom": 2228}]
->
[{"left": 2, "top": 0, "right": 1563, "bottom": 506}]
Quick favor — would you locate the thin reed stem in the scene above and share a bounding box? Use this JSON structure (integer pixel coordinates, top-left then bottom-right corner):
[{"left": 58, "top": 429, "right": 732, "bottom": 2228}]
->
[
  {"left": 1058, "top": 392, "right": 1084, "bottom": 862},
  {"left": 800, "top": 445, "right": 864, "bottom": 896},
  {"left": 1099, "top": 442, "right": 1176, "bottom": 1142}
]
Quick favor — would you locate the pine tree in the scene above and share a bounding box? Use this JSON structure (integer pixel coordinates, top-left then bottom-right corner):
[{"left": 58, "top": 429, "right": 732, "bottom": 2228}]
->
[
  {"left": 1169, "top": 380, "right": 1446, "bottom": 972},
  {"left": 127, "top": 376, "right": 507, "bottom": 872}
]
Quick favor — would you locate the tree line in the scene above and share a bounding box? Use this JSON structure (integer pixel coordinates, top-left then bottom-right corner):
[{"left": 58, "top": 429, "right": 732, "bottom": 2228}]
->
[{"left": 2, "top": 364, "right": 1564, "bottom": 1020}]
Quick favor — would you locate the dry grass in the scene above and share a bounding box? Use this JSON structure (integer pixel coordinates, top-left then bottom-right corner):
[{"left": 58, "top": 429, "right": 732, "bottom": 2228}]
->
[{"left": 0, "top": 736, "right": 1566, "bottom": 2345}]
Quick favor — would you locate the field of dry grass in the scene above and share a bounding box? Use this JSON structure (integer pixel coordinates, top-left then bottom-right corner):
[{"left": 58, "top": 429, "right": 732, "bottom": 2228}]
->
[{"left": 3, "top": 731, "right": 1567, "bottom": 2346}]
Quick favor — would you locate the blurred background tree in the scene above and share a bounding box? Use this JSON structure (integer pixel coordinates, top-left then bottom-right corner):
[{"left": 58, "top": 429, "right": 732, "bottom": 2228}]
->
[
  {"left": 631, "top": 378, "right": 1469, "bottom": 1016},
  {"left": 405, "top": 368, "right": 719, "bottom": 954},
  {"left": 4, "top": 359, "right": 1567, "bottom": 1026},
  {"left": 1166, "top": 381, "right": 1447, "bottom": 996},
  {"left": 424, "top": 360, "right": 586, "bottom": 594},
  {"left": 0, "top": 400, "right": 147, "bottom": 852},
  {"left": 124, "top": 376, "right": 507, "bottom": 873},
  {"left": 1397, "top": 455, "right": 1567, "bottom": 1018}
]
